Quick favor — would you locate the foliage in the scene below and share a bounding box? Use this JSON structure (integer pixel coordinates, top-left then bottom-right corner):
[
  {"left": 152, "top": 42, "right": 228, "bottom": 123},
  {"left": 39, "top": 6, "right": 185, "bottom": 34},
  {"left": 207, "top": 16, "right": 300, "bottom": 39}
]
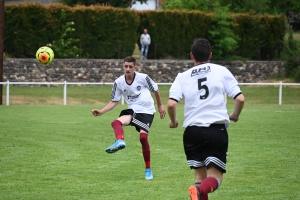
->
[
  {"left": 4, "top": 3, "right": 285, "bottom": 60},
  {"left": 294, "top": 66, "right": 300, "bottom": 81},
  {"left": 136, "top": 9, "right": 212, "bottom": 59},
  {"left": 268, "top": 0, "right": 300, "bottom": 14},
  {"left": 285, "top": 26, "right": 300, "bottom": 80},
  {"left": 219, "top": 0, "right": 271, "bottom": 14},
  {"left": 58, "top": 0, "right": 147, "bottom": 7},
  {"left": 4, "top": 3, "right": 139, "bottom": 59},
  {"left": 48, "top": 9, "right": 80, "bottom": 58},
  {"left": 231, "top": 14, "right": 260, "bottom": 60},
  {"left": 258, "top": 15, "right": 286, "bottom": 60},
  {"left": 3, "top": 3, "right": 55, "bottom": 58},
  {"left": 68, "top": 5, "right": 140, "bottom": 58},
  {"left": 160, "top": 0, "right": 286, "bottom": 60},
  {"left": 162, "top": 0, "right": 218, "bottom": 12},
  {"left": 162, "top": 0, "right": 300, "bottom": 15},
  {"left": 207, "top": 2, "right": 239, "bottom": 60}
]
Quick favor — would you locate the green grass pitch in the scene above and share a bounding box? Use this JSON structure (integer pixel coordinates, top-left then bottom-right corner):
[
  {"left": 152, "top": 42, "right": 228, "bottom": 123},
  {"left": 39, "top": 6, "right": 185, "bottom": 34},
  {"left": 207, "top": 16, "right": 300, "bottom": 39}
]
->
[{"left": 0, "top": 85, "right": 300, "bottom": 199}]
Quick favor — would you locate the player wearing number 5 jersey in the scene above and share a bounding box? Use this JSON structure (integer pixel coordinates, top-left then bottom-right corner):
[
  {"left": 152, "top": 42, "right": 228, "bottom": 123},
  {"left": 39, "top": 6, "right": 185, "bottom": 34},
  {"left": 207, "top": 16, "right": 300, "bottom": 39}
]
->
[{"left": 167, "top": 38, "right": 245, "bottom": 200}]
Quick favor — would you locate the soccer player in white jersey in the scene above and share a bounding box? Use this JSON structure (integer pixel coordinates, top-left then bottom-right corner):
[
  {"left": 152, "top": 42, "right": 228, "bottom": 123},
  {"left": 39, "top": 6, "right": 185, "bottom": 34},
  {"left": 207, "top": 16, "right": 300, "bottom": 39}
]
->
[
  {"left": 167, "top": 38, "right": 245, "bottom": 200},
  {"left": 91, "top": 56, "right": 166, "bottom": 180}
]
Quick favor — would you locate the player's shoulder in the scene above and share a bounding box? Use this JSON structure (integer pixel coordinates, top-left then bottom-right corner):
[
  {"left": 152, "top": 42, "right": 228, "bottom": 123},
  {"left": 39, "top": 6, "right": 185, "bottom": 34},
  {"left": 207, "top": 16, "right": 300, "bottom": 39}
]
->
[
  {"left": 115, "top": 75, "right": 125, "bottom": 83},
  {"left": 208, "top": 63, "right": 228, "bottom": 70},
  {"left": 135, "top": 71, "right": 148, "bottom": 78}
]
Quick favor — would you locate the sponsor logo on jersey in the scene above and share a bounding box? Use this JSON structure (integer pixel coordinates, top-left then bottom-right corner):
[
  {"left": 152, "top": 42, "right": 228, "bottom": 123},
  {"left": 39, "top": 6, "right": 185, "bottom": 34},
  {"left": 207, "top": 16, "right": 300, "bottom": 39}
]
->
[
  {"left": 137, "top": 86, "right": 141, "bottom": 91},
  {"left": 191, "top": 66, "right": 211, "bottom": 77},
  {"left": 127, "top": 93, "right": 141, "bottom": 100}
]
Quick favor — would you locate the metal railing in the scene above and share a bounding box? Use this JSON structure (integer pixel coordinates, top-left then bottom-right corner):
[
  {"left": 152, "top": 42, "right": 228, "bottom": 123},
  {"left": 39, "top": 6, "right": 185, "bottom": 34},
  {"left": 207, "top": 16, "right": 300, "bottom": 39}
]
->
[{"left": 1, "top": 81, "right": 300, "bottom": 106}]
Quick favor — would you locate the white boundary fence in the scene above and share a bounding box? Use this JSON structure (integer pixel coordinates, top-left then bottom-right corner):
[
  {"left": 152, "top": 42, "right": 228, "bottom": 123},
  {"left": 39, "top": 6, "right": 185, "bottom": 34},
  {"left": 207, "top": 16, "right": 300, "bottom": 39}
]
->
[{"left": 0, "top": 81, "right": 300, "bottom": 106}]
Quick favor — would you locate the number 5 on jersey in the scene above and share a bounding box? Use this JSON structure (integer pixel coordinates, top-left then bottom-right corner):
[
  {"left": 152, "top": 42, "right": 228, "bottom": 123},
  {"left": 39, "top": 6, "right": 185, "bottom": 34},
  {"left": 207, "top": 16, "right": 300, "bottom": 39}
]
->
[{"left": 198, "top": 77, "right": 209, "bottom": 100}]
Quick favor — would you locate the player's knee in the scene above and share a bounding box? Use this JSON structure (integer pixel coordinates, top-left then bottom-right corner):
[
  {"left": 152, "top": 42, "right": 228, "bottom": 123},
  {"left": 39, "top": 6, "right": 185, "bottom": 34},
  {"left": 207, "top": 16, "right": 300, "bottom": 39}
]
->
[
  {"left": 139, "top": 132, "right": 148, "bottom": 143},
  {"left": 111, "top": 120, "right": 121, "bottom": 127}
]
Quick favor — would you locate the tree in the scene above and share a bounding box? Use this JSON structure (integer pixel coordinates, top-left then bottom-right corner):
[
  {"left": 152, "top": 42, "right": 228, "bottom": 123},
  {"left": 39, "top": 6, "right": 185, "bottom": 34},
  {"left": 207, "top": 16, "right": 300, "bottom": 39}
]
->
[
  {"left": 59, "top": 0, "right": 148, "bottom": 7},
  {"left": 161, "top": 0, "right": 299, "bottom": 14},
  {"left": 162, "top": 1, "right": 239, "bottom": 60},
  {"left": 285, "top": 25, "right": 300, "bottom": 80},
  {"left": 269, "top": 0, "right": 300, "bottom": 14},
  {"left": 162, "top": 0, "right": 218, "bottom": 12},
  {"left": 208, "top": 2, "right": 239, "bottom": 60},
  {"left": 48, "top": 9, "right": 80, "bottom": 58},
  {"left": 219, "top": 0, "right": 271, "bottom": 14}
]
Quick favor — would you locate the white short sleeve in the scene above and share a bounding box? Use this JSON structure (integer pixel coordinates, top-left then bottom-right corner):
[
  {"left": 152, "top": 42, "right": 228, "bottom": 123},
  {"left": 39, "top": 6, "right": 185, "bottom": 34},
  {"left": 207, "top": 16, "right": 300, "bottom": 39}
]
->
[
  {"left": 111, "top": 81, "right": 122, "bottom": 101},
  {"left": 169, "top": 73, "right": 183, "bottom": 101},
  {"left": 222, "top": 68, "right": 242, "bottom": 98}
]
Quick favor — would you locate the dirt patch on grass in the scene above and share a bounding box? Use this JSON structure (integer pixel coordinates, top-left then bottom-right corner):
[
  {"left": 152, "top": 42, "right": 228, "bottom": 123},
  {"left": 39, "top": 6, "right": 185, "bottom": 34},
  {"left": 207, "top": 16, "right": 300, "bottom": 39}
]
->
[{"left": 3, "top": 95, "right": 106, "bottom": 105}]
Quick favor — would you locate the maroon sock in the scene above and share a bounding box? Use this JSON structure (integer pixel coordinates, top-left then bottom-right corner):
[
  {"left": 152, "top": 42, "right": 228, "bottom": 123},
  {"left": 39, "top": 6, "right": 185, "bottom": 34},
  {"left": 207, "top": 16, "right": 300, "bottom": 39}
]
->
[
  {"left": 198, "top": 177, "right": 219, "bottom": 195},
  {"left": 140, "top": 133, "right": 150, "bottom": 168},
  {"left": 200, "top": 193, "right": 208, "bottom": 200},
  {"left": 111, "top": 120, "right": 124, "bottom": 140}
]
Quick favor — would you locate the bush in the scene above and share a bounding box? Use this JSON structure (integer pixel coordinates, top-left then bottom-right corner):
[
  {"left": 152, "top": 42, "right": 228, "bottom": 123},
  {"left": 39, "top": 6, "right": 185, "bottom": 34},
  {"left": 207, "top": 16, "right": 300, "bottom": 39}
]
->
[
  {"left": 285, "top": 26, "right": 300, "bottom": 80},
  {"left": 48, "top": 9, "right": 80, "bottom": 58},
  {"left": 208, "top": 3, "right": 239, "bottom": 60}
]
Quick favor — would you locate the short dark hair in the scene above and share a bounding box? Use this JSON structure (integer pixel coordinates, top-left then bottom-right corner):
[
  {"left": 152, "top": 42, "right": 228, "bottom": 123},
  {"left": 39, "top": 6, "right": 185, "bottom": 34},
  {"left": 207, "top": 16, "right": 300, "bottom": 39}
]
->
[
  {"left": 191, "top": 38, "right": 211, "bottom": 62},
  {"left": 124, "top": 56, "right": 136, "bottom": 65}
]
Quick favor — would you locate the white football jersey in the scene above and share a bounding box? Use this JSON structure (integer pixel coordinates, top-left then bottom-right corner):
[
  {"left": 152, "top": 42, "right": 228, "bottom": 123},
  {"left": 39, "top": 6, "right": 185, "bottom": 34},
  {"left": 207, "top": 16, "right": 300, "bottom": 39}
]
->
[
  {"left": 111, "top": 72, "right": 158, "bottom": 114},
  {"left": 169, "top": 63, "right": 242, "bottom": 128}
]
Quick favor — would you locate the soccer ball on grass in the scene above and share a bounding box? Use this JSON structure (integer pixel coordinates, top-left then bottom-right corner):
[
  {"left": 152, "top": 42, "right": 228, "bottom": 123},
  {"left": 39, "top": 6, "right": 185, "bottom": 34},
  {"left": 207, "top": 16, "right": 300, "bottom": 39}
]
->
[{"left": 36, "top": 46, "right": 54, "bottom": 65}]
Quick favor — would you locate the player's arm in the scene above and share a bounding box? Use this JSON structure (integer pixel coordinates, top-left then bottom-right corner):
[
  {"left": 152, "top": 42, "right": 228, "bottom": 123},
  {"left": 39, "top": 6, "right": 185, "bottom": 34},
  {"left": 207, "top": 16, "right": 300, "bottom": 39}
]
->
[
  {"left": 91, "top": 101, "right": 118, "bottom": 117},
  {"left": 229, "top": 93, "right": 245, "bottom": 122},
  {"left": 222, "top": 68, "right": 245, "bottom": 122},
  {"left": 154, "top": 90, "right": 166, "bottom": 119},
  {"left": 168, "top": 73, "right": 182, "bottom": 128},
  {"left": 167, "top": 99, "right": 179, "bottom": 128}
]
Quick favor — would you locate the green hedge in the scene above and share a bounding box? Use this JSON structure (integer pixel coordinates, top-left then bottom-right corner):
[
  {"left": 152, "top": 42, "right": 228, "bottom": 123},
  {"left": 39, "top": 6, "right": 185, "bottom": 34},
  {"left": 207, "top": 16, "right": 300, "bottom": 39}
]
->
[
  {"left": 5, "top": 3, "right": 140, "bottom": 58},
  {"left": 136, "top": 10, "right": 213, "bottom": 59},
  {"left": 5, "top": 3, "right": 54, "bottom": 57},
  {"left": 4, "top": 3, "right": 286, "bottom": 60}
]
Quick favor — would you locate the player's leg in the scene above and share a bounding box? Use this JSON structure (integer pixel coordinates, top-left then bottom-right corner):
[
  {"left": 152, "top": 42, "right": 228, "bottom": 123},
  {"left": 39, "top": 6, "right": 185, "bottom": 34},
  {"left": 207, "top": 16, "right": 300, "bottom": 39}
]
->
[
  {"left": 140, "top": 131, "right": 150, "bottom": 169},
  {"left": 194, "top": 166, "right": 207, "bottom": 183},
  {"left": 190, "top": 167, "right": 208, "bottom": 200},
  {"left": 190, "top": 167, "right": 223, "bottom": 200},
  {"left": 189, "top": 124, "right": 228, "bottom": 200},
  {"left": 140, "top": 130, "right": 153, "bottom": 180},
  {"left": 105, "top": 110, "right": 133, "bottom": 153},
  {"left": 202, "top": 166, "right": 223, "bottom": 193},
  {"left": 183, "top": 126, "right": 206, "bottom": 200},
  {"left": 131, "top": 113, "right": 154, "bottom": 180},
  {"left": 111, "top": 114, "right": 132, "bottom": 139}
]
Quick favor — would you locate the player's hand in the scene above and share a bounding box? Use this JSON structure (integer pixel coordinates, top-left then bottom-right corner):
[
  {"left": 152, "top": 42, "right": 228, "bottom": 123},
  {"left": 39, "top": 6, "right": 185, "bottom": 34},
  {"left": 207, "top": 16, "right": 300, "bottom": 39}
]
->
[
  {"left": 91, "top": 109, "right": 103, "bottom": 117},
  {"left": 169, "top": 119, "right": 178, "bottom": 128},
  {"left": 158, "top": 105, "right": 166, "bottom": 119},
  {"left": 229, "top": 113, "right": 239, "bottom": 122}
]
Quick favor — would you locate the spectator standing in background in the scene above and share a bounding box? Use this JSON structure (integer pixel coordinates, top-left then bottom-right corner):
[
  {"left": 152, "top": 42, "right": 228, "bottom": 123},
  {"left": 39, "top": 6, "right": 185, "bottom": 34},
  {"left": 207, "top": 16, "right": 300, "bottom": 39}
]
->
[{"left": 140, "top": 29, "right": 151, "bottom": 60}]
